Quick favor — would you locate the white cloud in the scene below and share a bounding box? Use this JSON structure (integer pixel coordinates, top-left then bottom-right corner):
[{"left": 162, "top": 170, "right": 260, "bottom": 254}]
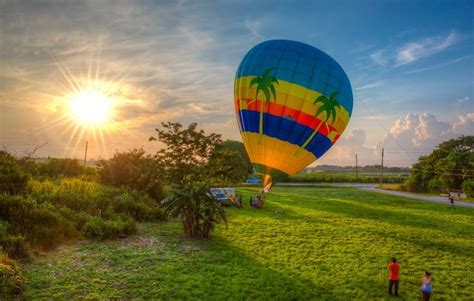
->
[
  {"left": 452, "top": 113, "right": 474, "bottom": 135},
  {"left": 457, "top": 96, "right": 470, "bottom": 103},
  {"left": 313, "top": 129, "right": 376, "bottom": 166},
  {"left": 355, "top": 81, "right": 383, "bottom": 90},
  {"left": 395, "top": 31, "right": 457, "bottom": 66},
  {"left": 370, "top": 31, "right": 459, "bottom": 68},
  {"left": 380, "top": 112, "right": 473, "bottom": 158},
  {"left": 315, "top": 112, "right": 473, "bottom": 167}
]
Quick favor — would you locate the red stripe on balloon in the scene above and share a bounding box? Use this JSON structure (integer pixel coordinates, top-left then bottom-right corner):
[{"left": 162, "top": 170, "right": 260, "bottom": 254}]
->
[{"left": 235, "top": 98, "right": 336, "bottom": 136}]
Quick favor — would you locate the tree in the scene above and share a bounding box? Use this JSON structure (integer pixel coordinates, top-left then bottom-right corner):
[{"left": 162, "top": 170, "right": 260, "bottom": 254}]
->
[
  {"left": 219, "top": 140, "right": 253, "bottom": 175},
  {"left": 207, "top": 148, "right": 248, "bottom": 186},
  {"left": 149, "top": 122, "right": 237, "bottom": 238},
  {"left": 98, "top": 148, "right": 164, "bottom": 201},
  {"left": 295, "top": 91, "right": 340, "bottom": 156},
  {"left": 149, "top": 122, "right": 222, "bottom": 187},
  {"left": 250, "top": 67, "right": 279, "bottom": 144},
  {"left": 404, "top": 136, "right": 473, "bottom": 193}
]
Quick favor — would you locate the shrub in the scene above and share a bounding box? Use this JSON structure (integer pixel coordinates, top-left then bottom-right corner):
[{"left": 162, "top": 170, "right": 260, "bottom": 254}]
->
[
  {"left": 0, "top": 151, "right": 28, "bottom": 195},
  {"left": 162, "top": 184, "right": 227, "bottom": 238},
  {"left": 0, "top": 194, "right": 79, "bottom": 249},
  {"left": 2, "top": 178, "right": 161, "bottom": 250},
  {"left": 462, "top": 179, "right": 474, "bottom": 198},
  {"left": 112, "top": 192, "right": 162, "bottom": 221},
  {"left": 82, "top": 216, "right": 137, "bottom": 240},
  {"left": 98, "top": 149, "right": 164, "bottom": 201},
  {"left": 0, "top": 253, "right": 22, "bottom": 296},
  {"left": 35, "top": 158, "right": 85, "bottom": 178},
  {"left": 0, "top": 235, "right": 30, "bottom": 259}
]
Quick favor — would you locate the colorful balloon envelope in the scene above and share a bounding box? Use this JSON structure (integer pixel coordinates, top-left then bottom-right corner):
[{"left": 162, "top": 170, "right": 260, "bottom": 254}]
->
[{"left": 234, "top": 40, "right": 353, "bottom": 184}]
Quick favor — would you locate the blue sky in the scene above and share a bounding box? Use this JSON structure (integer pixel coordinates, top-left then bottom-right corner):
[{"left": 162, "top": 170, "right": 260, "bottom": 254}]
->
[{"left": 0, "top": 0, "right": 472, "bottom": 166}]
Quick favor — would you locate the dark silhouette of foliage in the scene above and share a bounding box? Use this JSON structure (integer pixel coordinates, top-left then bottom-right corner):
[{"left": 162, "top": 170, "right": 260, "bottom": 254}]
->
[{"left": 98, "top": 148, "right": 164, "bottom": 201}]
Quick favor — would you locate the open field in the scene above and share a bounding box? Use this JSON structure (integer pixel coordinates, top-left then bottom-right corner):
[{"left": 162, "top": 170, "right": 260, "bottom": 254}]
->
[
  {"left": 289, "top": 172, "right": 407, "bottom": 184},
  {"left": 22, "top": 186, "right": 474, "bottom": 300}
]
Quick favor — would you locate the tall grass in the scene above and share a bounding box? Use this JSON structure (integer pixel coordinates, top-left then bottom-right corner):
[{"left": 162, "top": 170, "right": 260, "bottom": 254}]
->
[{"left": 0, "top": 179, "right": 163, "bottom": 256}]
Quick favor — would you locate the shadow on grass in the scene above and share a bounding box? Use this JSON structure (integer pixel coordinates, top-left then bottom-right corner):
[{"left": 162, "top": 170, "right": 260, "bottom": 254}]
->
[
  {"left": 23, "top": 222, "right": 348, "bottom": 300},
  {"left": 276, "top": 196, "right": 474, "bottom": 259}
]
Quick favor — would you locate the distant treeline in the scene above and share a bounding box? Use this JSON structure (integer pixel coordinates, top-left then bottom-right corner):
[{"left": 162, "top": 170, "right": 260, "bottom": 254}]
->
[
  {"left": 288, "top": 173, "right": 407, "bottom": 184},
  {"left": 304, "top": 165, "right": 410, "bottom": 174}
]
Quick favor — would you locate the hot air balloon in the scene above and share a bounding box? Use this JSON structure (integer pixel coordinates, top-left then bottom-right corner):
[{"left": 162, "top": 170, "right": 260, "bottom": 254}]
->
[{"left": 234, "top": 40, "right": 353, "bottom": 187}]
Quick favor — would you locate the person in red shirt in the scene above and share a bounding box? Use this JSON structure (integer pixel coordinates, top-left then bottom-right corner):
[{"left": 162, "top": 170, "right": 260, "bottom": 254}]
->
[{"left": 388, "top": 257, "right": 400, "bottom": 296}]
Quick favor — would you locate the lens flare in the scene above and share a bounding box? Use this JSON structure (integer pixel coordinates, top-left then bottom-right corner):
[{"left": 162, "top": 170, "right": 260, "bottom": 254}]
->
[{"left": 69, "top": 89, "right": 113, "bottom": 125}]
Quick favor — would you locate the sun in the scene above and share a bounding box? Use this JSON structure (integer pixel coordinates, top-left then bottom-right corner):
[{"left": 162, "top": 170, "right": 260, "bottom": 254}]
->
[{"left": 69, "top": 89, "right": 113, "bottom": 126}]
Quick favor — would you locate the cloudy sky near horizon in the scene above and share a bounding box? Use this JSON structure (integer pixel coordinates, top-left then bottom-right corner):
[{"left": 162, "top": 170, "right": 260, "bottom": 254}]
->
[{"left": 0, "top": 0, "right": 473, "bottom": 166}]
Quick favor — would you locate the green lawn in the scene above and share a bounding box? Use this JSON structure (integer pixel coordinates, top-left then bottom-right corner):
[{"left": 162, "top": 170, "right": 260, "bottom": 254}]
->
[{"left": 22, "top": 186, "right": 474, "bottom": 300}]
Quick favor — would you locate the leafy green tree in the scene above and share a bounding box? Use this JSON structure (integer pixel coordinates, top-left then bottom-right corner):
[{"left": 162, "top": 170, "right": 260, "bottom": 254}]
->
[
  {"left": 295, "top": 91, "right": 341, "bottom": 156},
  {"left": 404, "top": 136, "right": 473, "bottom": 193},
  {"left": 207, "top": 148, "right": 248, "bottom": 186},
  {"left": 219, "top": 140, "right": 253, "bottom": 175},
  {"left": 98, "top": 148, "right": 164, "bottom": 201},
  {"left": 150, "top": 122, "right": 240, "bottom": 238},
  {"left": 150, "top": 122, "right": 222, "bottom": 187},
  {"left": 250, "top": 67, "right": 279, "bottom": 144}
]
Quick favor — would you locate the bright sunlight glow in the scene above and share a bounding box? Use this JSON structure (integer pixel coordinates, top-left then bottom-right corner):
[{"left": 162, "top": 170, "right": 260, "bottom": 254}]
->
[{"left": 69, "top": 89, "right": 113, "bottom": 126}]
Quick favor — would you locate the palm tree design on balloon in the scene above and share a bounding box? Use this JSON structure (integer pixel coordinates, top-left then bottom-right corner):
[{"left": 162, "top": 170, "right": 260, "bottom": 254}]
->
[
  {"left": 250, "top": 67, "right": 279, "bottom": 144},
  {"left": 294, "top": 91, "right": 341, "bottom": 156}
]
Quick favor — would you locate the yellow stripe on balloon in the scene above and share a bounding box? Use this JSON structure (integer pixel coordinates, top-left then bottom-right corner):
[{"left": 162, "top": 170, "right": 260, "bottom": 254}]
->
[
  {"left": 235, "top": 76, "right": 351, "bottom": 133},
  {"left": 241, "top": 132, "right": 317, "bottom": 176}
]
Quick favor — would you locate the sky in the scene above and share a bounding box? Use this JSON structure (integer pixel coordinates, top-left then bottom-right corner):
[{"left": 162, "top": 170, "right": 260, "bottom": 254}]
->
[{"left": 0, "top": 0, "right": 473, "bottom": 167}]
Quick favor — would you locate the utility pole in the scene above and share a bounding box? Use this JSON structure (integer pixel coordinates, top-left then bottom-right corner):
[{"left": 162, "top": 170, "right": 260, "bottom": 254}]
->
[
  {"left": 379, "top": 148, "right": 384, "bottom": 186},
  {"left": 355, "top": 154, "right": 358, "bottom": 179},
  {"left": 83, "top": 140, "right": 88, "bottom": 167}
]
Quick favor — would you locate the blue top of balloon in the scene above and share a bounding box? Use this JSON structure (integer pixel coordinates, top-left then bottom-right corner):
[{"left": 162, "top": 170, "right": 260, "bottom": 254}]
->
[{"left": 236, "top": 39, "right": 353, "bottom": 114}]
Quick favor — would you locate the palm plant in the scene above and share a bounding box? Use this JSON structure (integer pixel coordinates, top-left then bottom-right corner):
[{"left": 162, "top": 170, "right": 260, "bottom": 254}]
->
[
  {"left": 294, "top": 91, "right": 341, "bottom": 156},
  {"left": 161, "top": 183, "right": 227, "bottom": 238},
  {"left": 250, "top": 67, "right": 279, "bottom": 144}
]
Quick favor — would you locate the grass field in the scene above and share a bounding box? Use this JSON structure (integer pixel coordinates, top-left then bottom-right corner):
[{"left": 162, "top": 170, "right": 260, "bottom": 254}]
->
[{"left": 22, "top": 186, "right": 474, "bottom": 300}]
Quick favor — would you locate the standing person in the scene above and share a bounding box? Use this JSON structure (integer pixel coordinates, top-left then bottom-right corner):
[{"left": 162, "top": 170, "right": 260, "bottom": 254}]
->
[
  {"left": 387, "top": 257, "right": 400, "bottom": 296},
  {"left": 448, "top": 192, "right": 455, "bottom": 209},
  {"left": 420, "top": 271, "right": 432, "bottom": 301}
]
